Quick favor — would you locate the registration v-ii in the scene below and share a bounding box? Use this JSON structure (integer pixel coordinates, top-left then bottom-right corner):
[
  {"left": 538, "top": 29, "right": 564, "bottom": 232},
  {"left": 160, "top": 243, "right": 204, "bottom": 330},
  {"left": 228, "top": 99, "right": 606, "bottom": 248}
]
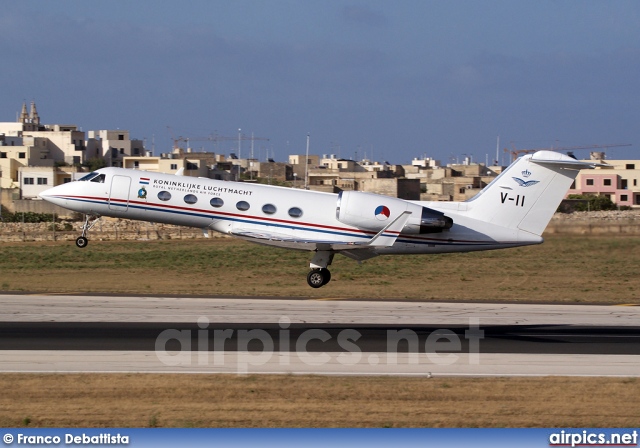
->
[{"left": 40, "top": 151, "right": 597, "bottom": 288}]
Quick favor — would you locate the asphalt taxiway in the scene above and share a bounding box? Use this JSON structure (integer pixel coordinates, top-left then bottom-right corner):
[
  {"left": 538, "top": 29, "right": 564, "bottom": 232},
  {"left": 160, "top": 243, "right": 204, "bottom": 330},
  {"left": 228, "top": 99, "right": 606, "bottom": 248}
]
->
[{"left": 0, "top": 294, "right": 638, "bottom": 376}]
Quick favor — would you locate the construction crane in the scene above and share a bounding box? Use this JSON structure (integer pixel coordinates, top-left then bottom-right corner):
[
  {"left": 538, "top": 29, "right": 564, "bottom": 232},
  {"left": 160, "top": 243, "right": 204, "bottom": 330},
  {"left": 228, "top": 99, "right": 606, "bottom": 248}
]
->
[
  {"left": 503, "top": 143, "right": 632, "bottom": 162},
  {"left": 167, "top": 129, "right": 269, "bottom": 157}
]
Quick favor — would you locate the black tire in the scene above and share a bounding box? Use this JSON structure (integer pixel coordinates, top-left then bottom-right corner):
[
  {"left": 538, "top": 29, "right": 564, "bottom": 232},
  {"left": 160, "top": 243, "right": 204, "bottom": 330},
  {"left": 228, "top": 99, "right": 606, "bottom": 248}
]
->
[
  {"left": 307, "top": 269, "right": 326, "bottom": 288},
  {"left": 321, "top": 268, "right": 331, "bottom": 285},
  {"left": 75, "top": 236, "right": 88, "bottom": 248}
]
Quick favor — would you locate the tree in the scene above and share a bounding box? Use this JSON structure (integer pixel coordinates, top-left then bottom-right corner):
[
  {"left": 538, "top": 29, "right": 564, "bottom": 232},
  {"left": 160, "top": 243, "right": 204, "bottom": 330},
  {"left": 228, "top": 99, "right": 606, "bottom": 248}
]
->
[
  {"left": 84, "top": 157, "right": 107, "bottom": 171},
  {"left": 566, "top": 194, "right": 617, "bottom": 211}
]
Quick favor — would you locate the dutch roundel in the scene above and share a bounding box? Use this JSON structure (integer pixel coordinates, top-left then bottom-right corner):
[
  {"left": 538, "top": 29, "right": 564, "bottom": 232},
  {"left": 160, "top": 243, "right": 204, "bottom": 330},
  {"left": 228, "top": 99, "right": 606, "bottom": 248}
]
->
[{"left": 374, "top": 205, "right": 391, "bottom": 221}]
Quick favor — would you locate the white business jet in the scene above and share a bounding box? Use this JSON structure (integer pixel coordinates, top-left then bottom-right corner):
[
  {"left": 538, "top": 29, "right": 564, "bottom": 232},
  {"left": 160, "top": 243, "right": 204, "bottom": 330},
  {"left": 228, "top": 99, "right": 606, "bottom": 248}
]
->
[{"left": 39, "top": 150, "right": 596, "bottom": 288}]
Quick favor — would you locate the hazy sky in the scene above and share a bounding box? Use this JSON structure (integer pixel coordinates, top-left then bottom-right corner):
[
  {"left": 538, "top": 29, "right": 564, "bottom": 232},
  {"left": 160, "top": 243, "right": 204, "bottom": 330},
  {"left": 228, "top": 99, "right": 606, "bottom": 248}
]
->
[{"left": 3, "top": 1, "right": 639, "bottom": 164}]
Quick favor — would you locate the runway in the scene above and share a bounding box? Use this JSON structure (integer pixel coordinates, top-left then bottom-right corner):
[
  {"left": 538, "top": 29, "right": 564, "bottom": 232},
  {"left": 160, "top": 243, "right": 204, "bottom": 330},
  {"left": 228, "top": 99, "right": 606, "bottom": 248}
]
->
[{"left": 1, "top": 294, "right": 639, "bottom": 376}]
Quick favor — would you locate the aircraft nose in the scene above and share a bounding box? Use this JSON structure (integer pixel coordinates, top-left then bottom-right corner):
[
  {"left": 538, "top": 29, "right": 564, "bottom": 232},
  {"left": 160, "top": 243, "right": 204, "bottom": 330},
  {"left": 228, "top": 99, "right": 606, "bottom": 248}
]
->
[
  {"left": 38, "top": 184, "right": 69, "bottom": 207},
  {"left": 38, "top": 186, "right": 56, "bottom": 200}
]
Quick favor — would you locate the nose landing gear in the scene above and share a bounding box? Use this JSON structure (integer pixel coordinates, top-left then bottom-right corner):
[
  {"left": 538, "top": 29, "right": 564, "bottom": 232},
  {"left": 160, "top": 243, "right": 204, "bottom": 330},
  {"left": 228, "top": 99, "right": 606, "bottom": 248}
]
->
[{"left": 75, "top": 214, "right": 101, "bottom": 248}]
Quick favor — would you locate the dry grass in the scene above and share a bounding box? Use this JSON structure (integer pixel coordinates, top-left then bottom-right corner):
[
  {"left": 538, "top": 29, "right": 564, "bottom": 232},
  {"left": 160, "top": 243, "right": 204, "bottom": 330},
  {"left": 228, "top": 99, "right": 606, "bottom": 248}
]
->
[
  {"left": 0, "top": 374, "right": 638, "bottom": 428},
  {"left": 0, "top": 234, "right": 639, "bottom": 302}
]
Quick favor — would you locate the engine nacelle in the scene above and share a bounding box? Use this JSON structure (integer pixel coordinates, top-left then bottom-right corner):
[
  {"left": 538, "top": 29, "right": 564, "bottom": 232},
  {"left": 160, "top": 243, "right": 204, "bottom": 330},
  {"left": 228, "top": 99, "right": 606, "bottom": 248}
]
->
[{"left": 336, "top": 191, "right": 453, "bottom": 234}]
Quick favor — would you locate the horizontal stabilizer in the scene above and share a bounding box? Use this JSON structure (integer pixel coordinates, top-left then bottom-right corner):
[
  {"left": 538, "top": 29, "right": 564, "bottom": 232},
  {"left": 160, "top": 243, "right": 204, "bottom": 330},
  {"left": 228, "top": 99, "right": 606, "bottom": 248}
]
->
[{"left": 529, "top": 151, "right": 606, "bottom": 169}]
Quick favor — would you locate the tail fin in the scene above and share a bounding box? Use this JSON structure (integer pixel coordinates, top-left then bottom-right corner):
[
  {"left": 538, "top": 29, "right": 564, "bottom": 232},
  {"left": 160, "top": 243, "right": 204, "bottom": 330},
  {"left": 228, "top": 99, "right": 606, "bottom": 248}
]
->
[{"left": 465, "top": 151, "right": 599, "bottom": 236}]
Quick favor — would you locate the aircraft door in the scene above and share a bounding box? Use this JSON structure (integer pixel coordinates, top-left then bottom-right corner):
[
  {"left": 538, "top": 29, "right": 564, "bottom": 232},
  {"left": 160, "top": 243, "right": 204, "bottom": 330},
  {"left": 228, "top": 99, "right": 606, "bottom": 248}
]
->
[{"left": 109, "top": 175, "right": 131, "bottom": 211}]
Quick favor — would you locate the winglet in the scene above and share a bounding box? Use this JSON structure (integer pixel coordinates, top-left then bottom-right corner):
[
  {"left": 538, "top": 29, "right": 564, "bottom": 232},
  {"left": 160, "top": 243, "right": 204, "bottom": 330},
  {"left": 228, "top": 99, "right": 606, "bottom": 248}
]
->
[
  {"left": 365, "top": 211, "right": 412, "bottom": 247},
  {"left": 327, "top": 211, "right": 413, "bottom": 251}
]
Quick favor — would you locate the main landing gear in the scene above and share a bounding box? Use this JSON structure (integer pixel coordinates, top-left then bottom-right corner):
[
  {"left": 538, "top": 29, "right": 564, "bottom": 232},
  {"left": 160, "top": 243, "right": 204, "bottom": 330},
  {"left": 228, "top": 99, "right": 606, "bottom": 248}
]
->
[
  {"left": 307, "top": 268, "right": 331, "bottom": 288},
  {"left": 75, "top": 214, "right": 101, "bottom": 248},
  {"left": 306, "top": 251, "right": 334, "bottom": 288}
]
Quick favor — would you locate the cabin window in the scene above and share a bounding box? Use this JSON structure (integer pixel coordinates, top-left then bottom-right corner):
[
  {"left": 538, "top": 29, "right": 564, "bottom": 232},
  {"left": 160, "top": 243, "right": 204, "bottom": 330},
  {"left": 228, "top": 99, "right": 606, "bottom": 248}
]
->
[
  {"left": 90, "top": 174, "right": 106, "bottom": 183},
  {"left": 262, "top": 204, "right": 277, "bottom": 215},
  {"left": 210, "top": 197, "right": 224, "bottom": 208},
  {"left": 236, "top": 201, "right": 250, "bottom": 211},
  {"left": 288, "top": 207, "right": 303, "bottom": 218},
  {"left": 184, "top": 194, "right": 198, "bottom": 204},
  {"left": 158, "top": 191, "right": 172, "bottom": 201}
]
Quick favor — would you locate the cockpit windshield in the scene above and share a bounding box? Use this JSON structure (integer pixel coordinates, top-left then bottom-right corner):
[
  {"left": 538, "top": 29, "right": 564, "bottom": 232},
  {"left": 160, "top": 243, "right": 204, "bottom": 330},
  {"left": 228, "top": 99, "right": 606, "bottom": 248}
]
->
[
  {"left": 78, "top": 172, "right": 106, "bottom": 183},
  {"left": 78, "top": 172, "right": 98, "bottom": 181}
]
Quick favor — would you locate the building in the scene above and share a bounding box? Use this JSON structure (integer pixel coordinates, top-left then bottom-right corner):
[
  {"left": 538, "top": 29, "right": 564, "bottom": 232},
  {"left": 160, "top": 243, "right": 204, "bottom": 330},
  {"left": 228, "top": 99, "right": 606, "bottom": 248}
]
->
[
  {"left": 402, "top": 159, "right": 499, "bottom": 201},
  {"left": 0, "top": 103, "right": 156, "bottom": 215},
  {"left": 0, "top": 102, "right": 89, "bottom": 190},
  {"left": 254, "top": 161, "right": 290, "bottom": 183},
  {"left": 566, "top": 154, "right": 640, "bottom": 207},
  {"left": 86, "top": 130, "right": 146, "bottom": 168},
  {"left": 122, "top": 155, "right": 209, "bottom": 177},
  {"left": 0, "top": 102, "right": 88, "bottom": 164},
  {"left": 0, "top": 135, "right": 50, "bottom": 189},
  {"left": 288, "top": 154, "right": 320, "bottom": 184},
  {"left": 18, "top": 165, "right": 81, "bottom": 199}
]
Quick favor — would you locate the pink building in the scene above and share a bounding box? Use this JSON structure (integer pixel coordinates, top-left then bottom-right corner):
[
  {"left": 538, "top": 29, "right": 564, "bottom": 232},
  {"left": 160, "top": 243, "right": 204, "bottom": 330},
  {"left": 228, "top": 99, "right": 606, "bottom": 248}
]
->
[{"left": 566, "top": 161, "right": 640, "bottom": 207}]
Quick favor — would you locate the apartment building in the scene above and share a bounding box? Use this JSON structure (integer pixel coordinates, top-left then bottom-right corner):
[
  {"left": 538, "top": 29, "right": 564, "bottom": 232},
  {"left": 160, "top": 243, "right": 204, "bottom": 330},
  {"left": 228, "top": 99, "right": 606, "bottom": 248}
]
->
[
  {"left": 86, "top": 130, "right": 146, "bottom": 168},
  {"left": 567, "top": 157, "right": 640, "bottom": 207}
]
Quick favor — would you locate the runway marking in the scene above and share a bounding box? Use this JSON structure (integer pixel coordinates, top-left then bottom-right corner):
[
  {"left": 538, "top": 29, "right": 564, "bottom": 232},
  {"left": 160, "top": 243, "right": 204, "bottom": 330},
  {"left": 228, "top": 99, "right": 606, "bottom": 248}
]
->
[{"left": 26, "top": 292, "right": 83, "bottom": 296}]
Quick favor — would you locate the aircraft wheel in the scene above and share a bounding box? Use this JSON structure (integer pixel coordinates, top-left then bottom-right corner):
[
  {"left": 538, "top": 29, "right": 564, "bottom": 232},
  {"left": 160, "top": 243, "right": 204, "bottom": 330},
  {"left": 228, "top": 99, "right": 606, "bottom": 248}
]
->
[
  {"left": 75, "top": 236, "right": 88, "bottom": 248},
  {"left": 321, "top": 268, "right": 331, "bottom": 285},
  {"left": 307, "top": 269, "right": 327, "bottom": 288}
]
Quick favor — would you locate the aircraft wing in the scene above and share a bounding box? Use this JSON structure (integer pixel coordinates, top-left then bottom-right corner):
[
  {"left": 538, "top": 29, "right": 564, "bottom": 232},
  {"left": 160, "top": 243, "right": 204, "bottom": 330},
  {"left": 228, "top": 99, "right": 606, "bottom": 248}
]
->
[
  {"left": 230, "top": 211, "right": 412, "bottom": 253},
  {"left": 229, "top": 229, "right": 337, "bottom": 250}
]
